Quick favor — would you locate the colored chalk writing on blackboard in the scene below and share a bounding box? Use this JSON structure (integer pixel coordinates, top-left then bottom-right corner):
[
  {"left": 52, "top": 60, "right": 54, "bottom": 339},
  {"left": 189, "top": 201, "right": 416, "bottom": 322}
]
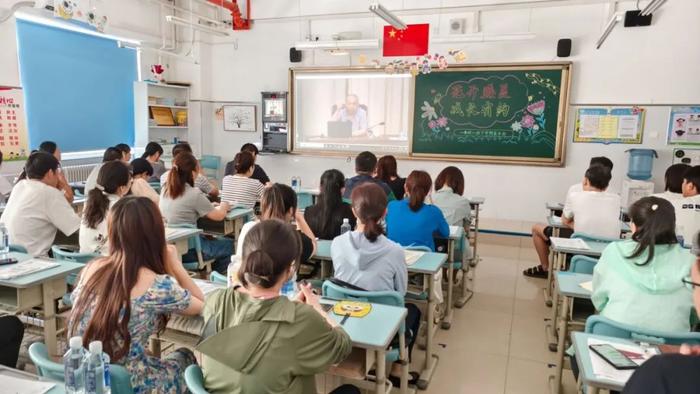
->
[{"left": 411, "top": 67, "right": 567, "bottom": 161}]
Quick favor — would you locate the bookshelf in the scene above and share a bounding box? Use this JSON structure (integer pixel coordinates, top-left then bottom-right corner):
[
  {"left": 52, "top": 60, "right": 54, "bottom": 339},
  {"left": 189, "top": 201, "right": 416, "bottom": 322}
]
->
[{"left": 134, "top": 82, "right": 195, "bottom": 163}]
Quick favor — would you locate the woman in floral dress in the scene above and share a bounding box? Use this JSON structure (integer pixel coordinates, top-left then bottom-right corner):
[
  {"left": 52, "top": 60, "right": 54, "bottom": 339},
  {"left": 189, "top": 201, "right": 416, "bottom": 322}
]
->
[{"left": 69, "top": 196, "right": 205, "bottom": 393}]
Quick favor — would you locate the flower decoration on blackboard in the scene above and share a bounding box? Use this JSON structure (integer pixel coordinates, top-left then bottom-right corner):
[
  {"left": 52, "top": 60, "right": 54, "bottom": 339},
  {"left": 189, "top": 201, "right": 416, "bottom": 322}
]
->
[
  {"left": 525, "top": 73, "right": 559, "bottom": 96},
  {"left": 515, "top": 99, "right": 547, "bottom": 137},
  {"left": 421, "top": 101, "right": 438, "bottom": 120},
  {"left": 511, "top": 122, "right": 523, "bottom": 132}
]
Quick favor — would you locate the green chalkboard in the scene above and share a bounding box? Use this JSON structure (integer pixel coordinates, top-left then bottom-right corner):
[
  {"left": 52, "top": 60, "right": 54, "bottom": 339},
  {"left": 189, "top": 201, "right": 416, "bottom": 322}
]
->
[{"left": 411, "top": 63, "right": 571, "bottom": 166}]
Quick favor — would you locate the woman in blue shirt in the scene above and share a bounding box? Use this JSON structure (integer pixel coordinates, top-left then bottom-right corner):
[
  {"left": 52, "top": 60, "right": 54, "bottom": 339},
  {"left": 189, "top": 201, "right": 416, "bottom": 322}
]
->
[{"left": 386, "top": 170, "right": 449, "bottom": 251}]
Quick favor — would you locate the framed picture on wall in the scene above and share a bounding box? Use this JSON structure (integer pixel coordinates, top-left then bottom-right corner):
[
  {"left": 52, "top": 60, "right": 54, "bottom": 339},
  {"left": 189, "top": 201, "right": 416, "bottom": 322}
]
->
[{"left": 223, "top": 104, "right": 257, "bottom": 132}]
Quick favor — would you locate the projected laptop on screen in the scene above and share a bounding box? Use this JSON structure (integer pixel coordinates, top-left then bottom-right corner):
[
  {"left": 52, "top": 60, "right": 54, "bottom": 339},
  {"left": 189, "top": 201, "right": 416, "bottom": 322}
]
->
[{"left": 327, "top": 121, "right": 353, "bottom": 138}]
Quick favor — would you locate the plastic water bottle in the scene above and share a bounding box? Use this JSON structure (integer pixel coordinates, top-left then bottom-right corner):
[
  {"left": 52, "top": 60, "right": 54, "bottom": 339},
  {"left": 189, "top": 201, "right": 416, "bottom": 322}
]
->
[
  {"left": 291, "top": 176, "right": 300, "bottom": 192},
  {"left": 0, "top": 223, "right": 9, "bottom": 257},
  {"left": 64, "top": 336, "right": 86, "bottom": 394},
  {"left": 102, "top": 352, "right": 111, "bottom": 394},
  {"left": 340, "top": 218, "right": 351, "bottom": 235},
  {"left": 83, "top": 341, "right": 107, "bottom": 394}
]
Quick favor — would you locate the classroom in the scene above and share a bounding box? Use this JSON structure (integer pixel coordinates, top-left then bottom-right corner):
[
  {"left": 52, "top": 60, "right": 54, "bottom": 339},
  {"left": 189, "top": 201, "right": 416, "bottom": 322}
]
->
[{"left": 0, "top": 0, "right": 699, "bottom": 393}]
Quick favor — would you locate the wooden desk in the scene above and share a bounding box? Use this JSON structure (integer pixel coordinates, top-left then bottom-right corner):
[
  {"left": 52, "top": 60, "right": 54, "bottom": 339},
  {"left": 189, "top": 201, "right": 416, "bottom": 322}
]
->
[{"left": 0, "top": 253, "right": 82, "bottom": 357}]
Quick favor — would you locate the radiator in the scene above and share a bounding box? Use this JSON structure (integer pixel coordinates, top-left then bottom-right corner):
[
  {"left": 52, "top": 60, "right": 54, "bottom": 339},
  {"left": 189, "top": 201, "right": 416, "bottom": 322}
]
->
[{"left": 62, "top": 163, "right": 98, "bottom": 183}]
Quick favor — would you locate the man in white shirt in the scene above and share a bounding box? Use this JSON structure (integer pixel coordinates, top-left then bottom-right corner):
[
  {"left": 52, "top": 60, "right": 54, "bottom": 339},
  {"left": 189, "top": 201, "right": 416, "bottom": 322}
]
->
[
  {"left": 652, "top": 163, "right": 691, "bottom": 204},
  {"left": 561, "top": 165, "right": 621, "bottom": 239},
  {"left": 0, "top": 152, "right": 81, "bottom": 257},
  {"left": 525, "top": 157, "right": 614, "bottom": 278},
  {"left": 85, "top": 147, "right": 123, "bottom": 197},
  {"left": 38, "top": 141, "right": 74, "bottom": 204},
  {"left": 673, "top": 166, "right": 700, "bottom": 246}
]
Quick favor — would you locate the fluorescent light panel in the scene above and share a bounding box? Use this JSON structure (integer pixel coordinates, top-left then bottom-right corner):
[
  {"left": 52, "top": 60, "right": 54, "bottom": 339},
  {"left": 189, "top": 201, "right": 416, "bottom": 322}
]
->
[
  {"left": 294, "top": 39, "right": 379, "bottom": 50},
  {"left": 165, "top": 15, "right": 229, "bottom": 36},
  {"left": 369, "top": 2, "right": 407, "bottom": 30},
  {"left": 295, "top": 73, "right": 411, "bottom": 80},
  {"left": 432, "top": 32, "right": 536, "bottom": 43}
]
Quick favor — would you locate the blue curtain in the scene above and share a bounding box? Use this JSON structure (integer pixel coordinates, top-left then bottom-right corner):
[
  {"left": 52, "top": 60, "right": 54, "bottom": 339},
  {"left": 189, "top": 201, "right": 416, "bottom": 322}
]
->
[{"left": 16, "top": 19, "right": 137, "bottom": 152}]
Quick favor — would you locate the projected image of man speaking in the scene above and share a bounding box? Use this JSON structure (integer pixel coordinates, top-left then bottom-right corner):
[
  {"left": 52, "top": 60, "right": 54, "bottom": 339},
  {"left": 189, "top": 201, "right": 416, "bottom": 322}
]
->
[{"left": 331, "top": 94, "right": 368, "bottom": 136}]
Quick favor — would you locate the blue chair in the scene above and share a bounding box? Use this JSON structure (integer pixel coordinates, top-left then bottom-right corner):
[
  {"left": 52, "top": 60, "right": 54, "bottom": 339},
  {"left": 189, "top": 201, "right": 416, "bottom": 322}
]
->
[
  {"left": 199, "top": 155, "right": 221, "bottom": 182},
  {"left": 569, "top": 255, "right": 598, "bottom": 275},
  {"left": 29, "top": 342, "right": 134, "bottom": 394},
  {"left": 209, "top": 271, "right": 227, "bottom": 285},
  {"left": 167, "top": 224, "right": 214, "bottom": 273},
  {"left": 571, "top": 232, "right": 620, "bottom": 244},
  {"left": 148, "top": 182, "right": 162, "bottom": 194},
  {"left": 322, "top": 280, "right": 407, "bottom": 366},
  {"left": 585, "top": 315, "right": 700, "bottom": 345},
  {"left": 51, "top": 246, "right": 100, "bottom": 286},
  {"left": 295, "top": 191, "right": 314, "bottom": 211},
  {"left": 9, "top": 244, "right": 27, "bottom": 253},
  {"left": 184, "top": 365, "right": 210, "bottom": 394}
]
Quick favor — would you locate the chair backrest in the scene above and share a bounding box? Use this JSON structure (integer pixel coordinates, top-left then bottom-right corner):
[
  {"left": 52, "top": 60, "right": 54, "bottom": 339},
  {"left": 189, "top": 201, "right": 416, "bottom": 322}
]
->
[
  {"left": 585, "top": 315, "right": 700, "bottom": 346},
  {"left": 200, "top": 155, "right": 221, "bottom": 181},
  {"left": 184, "top": 365, "right": 210, "bottom": 394},
  {"left": 28, "top": 342, "right": 64, "bottom": 382},
  {"left": 51, "top": 246, "right": 100, "bottom": 264},
  {"left": 569, "top": 255, "right": 598, "bottom": 274},
  {"left": 29, "top": 342, "right": 134, "bottom": 393},
  {"left": 9, "top": 244, "right": 27, "bottom": 253},
  {"left": 571, "top": 232, "right": 620, "bottom": 243},
  {"left": 209, "top": 271, "right": 227, "bottom": 285}
]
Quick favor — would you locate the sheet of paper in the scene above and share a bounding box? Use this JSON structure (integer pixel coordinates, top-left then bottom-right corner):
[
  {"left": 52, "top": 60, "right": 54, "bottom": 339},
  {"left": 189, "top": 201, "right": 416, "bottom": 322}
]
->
[
  {"left": 598, "top": 115, "right": 619, "bottom": 138},
  {"left": 550, "top": 237, "right": 590, "bottom": 251},
  {"left": 579, "top": 281, "right": 593, "bottom": 292},
  {"left": 587, "top": 338, "right": 659, "bottom": 384},
  {"left": 193, "top": 279, "right": 225, "bottom": 296},
  {"left": 617, "top": 115, "right": 639, "bottom": 138},
  {"left": 449, "top": 225, "right": 462, "bottom": 238},
  {"left": 0, "top": 259, "right": 59, "bottom": 280},
  {"left": 404, "top": 250, "right": 425, "bottom": 266},
  {"left": 0, "top": 373, "right": 55, "bottom": 394},
  {"left": 578, "top": 114, "right": 601, "bottom": 138}
]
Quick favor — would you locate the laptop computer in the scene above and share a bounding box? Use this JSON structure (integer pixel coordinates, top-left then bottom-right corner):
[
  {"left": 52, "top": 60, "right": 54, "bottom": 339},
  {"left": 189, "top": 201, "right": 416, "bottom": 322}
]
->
[{"left": 327, "top": 121, "right": 353, "bottom": 138}]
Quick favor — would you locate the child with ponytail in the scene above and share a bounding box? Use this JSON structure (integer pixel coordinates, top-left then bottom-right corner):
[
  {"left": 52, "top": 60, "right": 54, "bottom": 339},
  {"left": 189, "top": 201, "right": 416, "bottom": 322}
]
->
[
  {"left": 592, "top": 196, "right": 695, "bottom": 332},
  {"left": 79, "top": 161, "right": 132, "bottom": 254},
  {"left": 385, "top": 170, "right": 449, "bottom": 251}
]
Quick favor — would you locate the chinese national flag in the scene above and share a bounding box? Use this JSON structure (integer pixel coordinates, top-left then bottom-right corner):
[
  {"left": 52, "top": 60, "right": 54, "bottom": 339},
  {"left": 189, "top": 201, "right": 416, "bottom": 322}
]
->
[{"left": 382, "top": 23, "right": 429, "bottom": 57}]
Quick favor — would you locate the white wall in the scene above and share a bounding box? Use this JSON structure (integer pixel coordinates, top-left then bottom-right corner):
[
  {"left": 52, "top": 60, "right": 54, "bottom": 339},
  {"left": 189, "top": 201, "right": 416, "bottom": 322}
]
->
[{"left": 193, "top": 0, "right": 700, "bottom": 223}]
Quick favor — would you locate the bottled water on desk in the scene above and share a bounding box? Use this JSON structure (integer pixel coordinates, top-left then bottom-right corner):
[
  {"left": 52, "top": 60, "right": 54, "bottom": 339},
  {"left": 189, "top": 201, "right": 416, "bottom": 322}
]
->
[
  {"left": 340, "top": 218, "right": 351, "bottom": 235},
  {"left": 64, "top": 336, "right": 86, "bottom": 394},
  {"left": 83, "top": 341, "right": 110, "bottom": 394},
  {"left": 280, "top": 273, "right": 297, "bottom": 299},
  {"left": 0, "top": 223, "right": 9, "bottom": 257}
]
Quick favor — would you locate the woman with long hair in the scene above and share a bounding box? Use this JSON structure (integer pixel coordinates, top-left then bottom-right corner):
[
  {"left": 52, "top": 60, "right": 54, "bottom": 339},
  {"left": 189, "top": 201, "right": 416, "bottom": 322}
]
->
[
  {"left": 304, "top": 169, "right": 356, "bottom": 240},
  {"left": 79, "top": 161, "right": 132, "bottom": 254},
  {"left": 386, "top": 170, "right": 449, "bottom": 251},
  {"left": 229, "top": 183, "right": 317, "bottom": 284},
  {"left": 159, "top": 152, "right": 233, "bottom": 273},
  {"left": 69, "top": 196, "right": 204, "bottom": 393},
  {"left": 129, "top": 158, "right": 159, "bottom": 205},
  {"left": 199, "top": 220, "right": 357, "bottom": 394},
  {"left": 592, "top": 196, "right": 695, "bottom": 332},
  {"left": 140, "top": 141, "right": 166, "bottom": 182},
  {"left": 375, "top": 155, "right": 405, "bottom": 200}
]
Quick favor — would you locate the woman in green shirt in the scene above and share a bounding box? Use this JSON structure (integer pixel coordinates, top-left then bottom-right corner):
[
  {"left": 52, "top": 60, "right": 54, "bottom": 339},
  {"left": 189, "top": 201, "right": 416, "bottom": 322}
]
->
[{"left": 199, "top": 219, "right": 358, "bottom": 394}]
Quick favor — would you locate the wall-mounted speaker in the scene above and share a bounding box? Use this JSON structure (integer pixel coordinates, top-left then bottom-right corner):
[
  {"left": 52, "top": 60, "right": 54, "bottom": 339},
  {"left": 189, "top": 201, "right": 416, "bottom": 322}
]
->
[
  {"left": 289, "top": 47, "right": 302, "bottom": 63},
  {"left": 557, "top": 38, "right": 572, "bottom": 58}
]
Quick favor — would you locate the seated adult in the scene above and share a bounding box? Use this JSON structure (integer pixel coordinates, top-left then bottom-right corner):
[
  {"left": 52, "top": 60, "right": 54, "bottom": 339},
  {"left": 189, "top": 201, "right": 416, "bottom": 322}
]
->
[
  {"left": 160, "top": 142, "right": 219, "bottom": 198},
  {"left": 69, "top": 196, "right": 204, "bottom": 393},
  {"left": 331, "top": 94, "right": 368, "bottom": 137},
  {"left": 199, "top": 219, "right": 357, "bottom": 394},
  {"left": 224, "top": 143, "right": 271, "bottom": 186},
  {"left": 38, "top": 140, "right": 74, "bottom": 203},
  {"left": 342, "top": 151, "right": 395, "bottom": 201},
  {"left": 622, "top": 232, "right": 700, "bottom": 394},
  {"left": 0, "top": 152, "right": 80, "bottom": 257},
  {"left": 141, "top": 141, "right": 166, "bottom": 182},
  {"left": 304, "top": 169, "right": 356, "bottom": 240},
  {"left": 85, "top": 147, "right": 123, "bottom": 197},
  {"left": 129, "top": 158, "right": 159, "bottom": 205}
]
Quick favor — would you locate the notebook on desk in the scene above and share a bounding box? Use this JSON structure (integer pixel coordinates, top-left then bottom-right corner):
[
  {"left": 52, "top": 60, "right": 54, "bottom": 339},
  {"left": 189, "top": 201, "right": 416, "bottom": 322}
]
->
[
  {"left": 550, "top": 237, "right": 590, "bottom": 251},
  {"left": 404, "top": 250, "right": 425, "bottom": 266},
  {"left": 0, "top": 259, "right": 59, "bottom": 280}
]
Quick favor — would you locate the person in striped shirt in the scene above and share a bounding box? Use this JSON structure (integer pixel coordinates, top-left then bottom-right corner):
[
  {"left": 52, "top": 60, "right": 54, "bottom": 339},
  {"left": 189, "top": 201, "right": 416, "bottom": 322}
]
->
[{"left": 221, "top": 151, "right": 265, "bottom": 209}]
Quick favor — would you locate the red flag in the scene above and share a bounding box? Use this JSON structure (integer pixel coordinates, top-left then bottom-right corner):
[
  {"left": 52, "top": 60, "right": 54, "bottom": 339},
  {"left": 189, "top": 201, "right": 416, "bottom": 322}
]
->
[{"left": 382, "top": 23, "right": 429, "bottom": 57}]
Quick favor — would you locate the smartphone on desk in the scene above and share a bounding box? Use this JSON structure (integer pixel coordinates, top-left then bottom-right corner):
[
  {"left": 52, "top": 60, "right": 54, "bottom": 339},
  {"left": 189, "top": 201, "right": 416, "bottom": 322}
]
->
[
  {"left": 0, "top": 257, "right": 18, "bottom": 266},
  {"left": 589, "top": 344, "right": 638, "bottom": 370}
]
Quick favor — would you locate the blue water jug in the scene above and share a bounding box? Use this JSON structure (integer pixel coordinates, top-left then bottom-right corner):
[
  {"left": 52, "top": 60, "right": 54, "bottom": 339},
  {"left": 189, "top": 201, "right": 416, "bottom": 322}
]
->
[{"left": 626, "top": 149, "right": 657, "bottom": 180}]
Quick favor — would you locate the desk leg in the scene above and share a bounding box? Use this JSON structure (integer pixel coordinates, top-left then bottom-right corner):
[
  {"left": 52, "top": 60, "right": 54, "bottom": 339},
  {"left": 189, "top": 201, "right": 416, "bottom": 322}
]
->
[
  {"left": 547, "top": 279, "right": 561, "bottom": 352},
  {"left": 42, "top": 281, "right": 59, "bottom": 357},
  {"left": 469, "top": 207, "right": 480, "bottom": 268},
  {"left": 399, "top": 330, "right": 408, "bottom": 394},
  {"left": 417, "top": 272, "right": 439, "bottom": 390},
  {"left": 545, "top": 251, "right": 555, "bottom": 307},
  {"left": 553, "top": 295, "right": 569, "bottom": 394},
  {"left": 586, "top": 386, "right": 600, "bottom": 394},
  {"left": 376, "top": 349, "right": 386, "bottom": 394},
  {"left": 442, "top": 239, "right": 455, "bottom": 330}
]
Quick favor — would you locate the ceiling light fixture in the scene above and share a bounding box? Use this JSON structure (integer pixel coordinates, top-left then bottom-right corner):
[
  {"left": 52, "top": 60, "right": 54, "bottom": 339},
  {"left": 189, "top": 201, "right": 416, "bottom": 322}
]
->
[
  {"left": 165, "top": 15, "right": 230, "bottom": 37},
  {"left": 639, "top": 0, "right": 667, "bottom": 16},
  {"left": 293, "top": 39, "right": 379, "bottom": 50},
  {"left": 369, "top": 2, "right": 406, "bottom": 30}
]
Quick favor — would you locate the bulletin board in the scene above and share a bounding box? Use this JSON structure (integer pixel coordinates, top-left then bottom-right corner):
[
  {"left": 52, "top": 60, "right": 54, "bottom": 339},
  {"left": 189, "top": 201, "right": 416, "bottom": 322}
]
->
[
  {"left": 573, "top": 106, "right": 645, "bottom": 144},
  {"left": 667, "top": 106, "right": 700, "bottom": 146},
  {"left": 0, "top": 87, "right": 29, "bottom": 161}
]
